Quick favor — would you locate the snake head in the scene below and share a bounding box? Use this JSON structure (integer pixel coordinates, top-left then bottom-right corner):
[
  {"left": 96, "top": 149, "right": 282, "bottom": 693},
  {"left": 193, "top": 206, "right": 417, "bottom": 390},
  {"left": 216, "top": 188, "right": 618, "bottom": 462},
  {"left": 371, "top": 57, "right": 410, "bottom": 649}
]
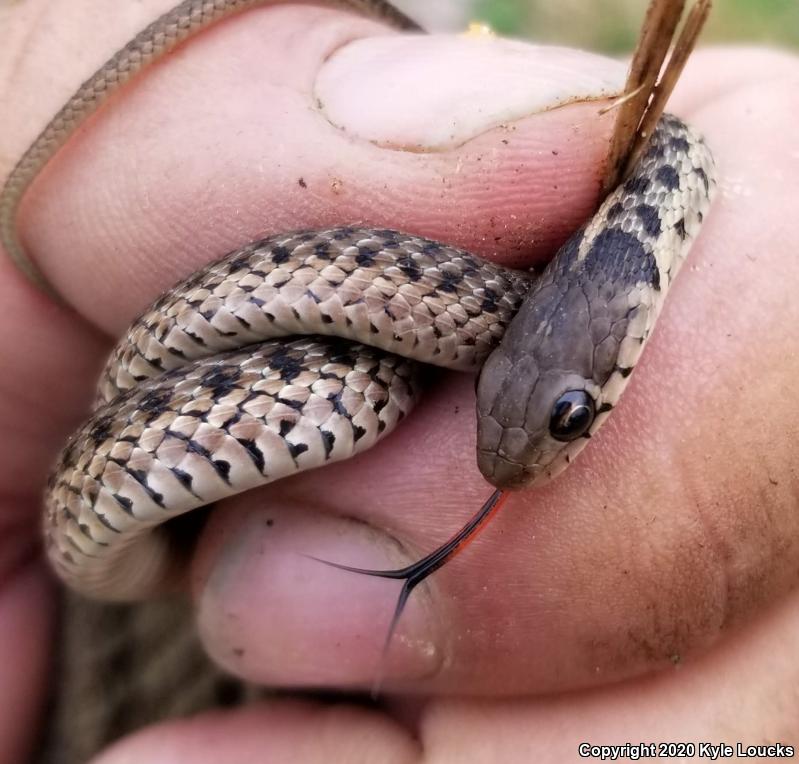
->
[{"left": 474, "top": 225, "right": 658, "bottom": 490}]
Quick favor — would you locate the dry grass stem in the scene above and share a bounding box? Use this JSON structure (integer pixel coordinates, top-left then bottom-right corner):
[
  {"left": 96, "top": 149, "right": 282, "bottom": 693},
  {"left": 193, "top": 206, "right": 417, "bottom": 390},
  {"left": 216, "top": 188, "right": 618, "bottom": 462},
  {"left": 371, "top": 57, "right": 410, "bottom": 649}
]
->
[{"left": 601, "top": 0, "right": 712, "bottom": 197}]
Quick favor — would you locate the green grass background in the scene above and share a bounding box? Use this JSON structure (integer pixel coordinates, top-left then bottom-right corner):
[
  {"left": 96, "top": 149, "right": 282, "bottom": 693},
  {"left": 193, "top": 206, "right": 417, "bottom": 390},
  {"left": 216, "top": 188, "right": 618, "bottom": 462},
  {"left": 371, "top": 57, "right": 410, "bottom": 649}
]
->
[{"left": 473, "top": 0, "right": 799, "bottom": 52}]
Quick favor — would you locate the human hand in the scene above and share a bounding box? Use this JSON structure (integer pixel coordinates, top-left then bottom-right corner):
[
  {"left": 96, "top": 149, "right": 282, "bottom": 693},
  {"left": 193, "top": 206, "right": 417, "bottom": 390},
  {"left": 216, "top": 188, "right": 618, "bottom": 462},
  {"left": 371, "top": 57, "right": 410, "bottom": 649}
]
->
[{"left": 2, "top": 1, "right": 798, "bottom": 761}]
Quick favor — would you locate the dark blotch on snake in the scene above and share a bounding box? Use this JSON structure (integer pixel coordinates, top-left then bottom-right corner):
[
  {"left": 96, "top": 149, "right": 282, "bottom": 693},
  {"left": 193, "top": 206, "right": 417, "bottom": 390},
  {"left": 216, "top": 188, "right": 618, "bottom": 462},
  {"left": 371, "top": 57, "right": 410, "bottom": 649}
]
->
[
  {"left": 670, "top": 136, "right": 690, "bottom": 154},
  {"left": 271, "top": 246, "right": 291, "bottom": 264},
  {"left": 88, "top": 415, "right": 114, "bottom": 446},
  {"left": 583, "top": 228, "right": 659, "bottom": 290},
  {"left": 172, "top": 467, "right": 194, "bottom": 491},
  {"left": 238, "top": 439, "right": 266, "bottom": 473},
  {"left": 694, "top": 166, "right": 710, "bottom": 194},
  {"left": 201, "top": 367, "right": 243, "bottom": 398},
  {"left": 186, "top": 439, "right": 214, "bottom": 461},
  {"left": 139, "top": 389, "right": 173, "bottom": 415},
  {"left": 288, "top": 442, "right": 309, "bottom": 459},
  {"left": 212, "top": 459, "right": 232, "bottom": 482},
  {"left": 656, "top": 165, "right": 680, "bottom": 191},
  {"left": 397, "top": 256, "right": 423, "bottom": 282},
  {"left": 438, "top": 271, "right": 462, "bottom": 293},
  {"left": 624, "top": 175, "right": 650, "bottom": 195},
  {"left": 328, "top": 391, "right": 348, "bottom": 417},
  {"left": 127, "top": 467, "right": 165, "bottom": 506},
  {"left": 356, "top": 244, "right": 380, "bottom": 266},
  {"left": 607, "top": 202, "right": 624, "bottom": 221},
  {"left": 276, "top": 397, "right": 304, "bottom": 411},
  {"left": 268, "top": 350, "right": 304, "bottom": 382},
  {"left": 634, "top": 204, "right": 662, "bottom": 238},
  {"left": 321, "top": 430, "right": 336, "bottom": 458},
  {"left": 481, "top": 288, "right": 499, "bottom": 313},
  {"left": 313, "top": 242, "right": 332, "bottom": 259},
  {"left": 113, "top": 494, "right": 134, "bottom": 514},
  {"left": 184, "top": 329, "right": 207, "bottom": 347}
]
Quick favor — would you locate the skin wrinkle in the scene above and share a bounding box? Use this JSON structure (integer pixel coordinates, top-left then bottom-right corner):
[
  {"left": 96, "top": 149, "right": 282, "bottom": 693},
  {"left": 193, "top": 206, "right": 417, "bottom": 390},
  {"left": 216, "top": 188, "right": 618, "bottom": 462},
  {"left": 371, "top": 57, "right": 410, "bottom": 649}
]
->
[{"left": 316, "top": 95, "right": 622, "bottom": 155}]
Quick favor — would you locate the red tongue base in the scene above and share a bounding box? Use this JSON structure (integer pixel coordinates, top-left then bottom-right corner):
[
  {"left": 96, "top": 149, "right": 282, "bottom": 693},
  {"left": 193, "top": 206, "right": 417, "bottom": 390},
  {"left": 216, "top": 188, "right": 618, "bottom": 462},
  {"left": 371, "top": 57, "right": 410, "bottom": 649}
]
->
[{"left": 306, "top": 487, "right": 508, "bottom": 695}]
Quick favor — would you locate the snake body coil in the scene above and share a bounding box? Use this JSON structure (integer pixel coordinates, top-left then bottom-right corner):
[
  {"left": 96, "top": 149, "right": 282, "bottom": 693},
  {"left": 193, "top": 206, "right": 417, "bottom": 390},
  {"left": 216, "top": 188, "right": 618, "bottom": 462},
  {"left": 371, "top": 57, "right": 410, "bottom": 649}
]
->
[{"left": 44, "top": 115, "right": 715, "bottom": 599}]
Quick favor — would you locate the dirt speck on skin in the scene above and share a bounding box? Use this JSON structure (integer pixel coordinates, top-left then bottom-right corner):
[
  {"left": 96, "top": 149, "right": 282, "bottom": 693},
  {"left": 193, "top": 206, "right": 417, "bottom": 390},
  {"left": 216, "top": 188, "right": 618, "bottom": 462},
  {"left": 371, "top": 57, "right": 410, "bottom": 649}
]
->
[
  {"left": 331, "top": 178, "right": 343, "bottom": 194},
  {"left": 298, "top": 177, "right": 307, "bottom": 189}
]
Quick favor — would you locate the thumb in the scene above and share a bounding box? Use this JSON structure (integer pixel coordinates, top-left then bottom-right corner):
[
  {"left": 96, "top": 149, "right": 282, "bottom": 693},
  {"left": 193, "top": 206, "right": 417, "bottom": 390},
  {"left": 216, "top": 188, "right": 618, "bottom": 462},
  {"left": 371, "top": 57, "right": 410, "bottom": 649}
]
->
[{"left": 14, "top": 2, "right": 625, "bottom": 332}]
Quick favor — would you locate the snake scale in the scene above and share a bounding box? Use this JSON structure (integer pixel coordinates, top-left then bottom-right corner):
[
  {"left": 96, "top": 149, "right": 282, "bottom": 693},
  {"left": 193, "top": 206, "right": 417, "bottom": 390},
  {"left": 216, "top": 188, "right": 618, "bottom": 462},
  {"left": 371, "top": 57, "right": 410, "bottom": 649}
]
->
[{"left": 0, "top": 0, "right": 715, "bottom": 759}]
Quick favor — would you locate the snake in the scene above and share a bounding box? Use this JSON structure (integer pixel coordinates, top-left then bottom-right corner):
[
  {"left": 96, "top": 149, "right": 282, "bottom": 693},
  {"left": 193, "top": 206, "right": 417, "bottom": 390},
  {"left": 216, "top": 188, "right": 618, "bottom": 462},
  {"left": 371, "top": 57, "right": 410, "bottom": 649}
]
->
[{"left": 2, "top": 1, "right": 714, "bottom": 626}]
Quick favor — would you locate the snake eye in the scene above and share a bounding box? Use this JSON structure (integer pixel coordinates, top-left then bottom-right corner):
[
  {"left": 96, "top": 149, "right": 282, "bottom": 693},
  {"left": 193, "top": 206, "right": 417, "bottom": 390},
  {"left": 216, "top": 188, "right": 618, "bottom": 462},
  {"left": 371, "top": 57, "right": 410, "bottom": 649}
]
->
[{"left": 549, "top": 390, "right": 595, "bottom": 442}]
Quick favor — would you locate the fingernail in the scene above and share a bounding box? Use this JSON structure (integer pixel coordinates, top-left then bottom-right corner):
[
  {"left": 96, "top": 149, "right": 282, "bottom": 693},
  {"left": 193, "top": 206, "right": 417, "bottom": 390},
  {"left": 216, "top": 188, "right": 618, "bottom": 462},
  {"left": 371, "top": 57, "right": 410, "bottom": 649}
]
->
[
  {"left": 316, "top": 35, "right": 626, "bottom": 149},
  {"left": 195, "top": 504, "right": 442, "bottom": 687}
]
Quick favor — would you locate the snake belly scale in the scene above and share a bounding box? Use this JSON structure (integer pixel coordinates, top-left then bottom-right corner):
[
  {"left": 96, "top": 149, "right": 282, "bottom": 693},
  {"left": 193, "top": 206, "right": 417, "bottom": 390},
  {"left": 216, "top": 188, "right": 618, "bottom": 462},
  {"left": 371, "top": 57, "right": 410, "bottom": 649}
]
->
[{"left": 0, "top": 1, "right": 715, "bottom": 603}]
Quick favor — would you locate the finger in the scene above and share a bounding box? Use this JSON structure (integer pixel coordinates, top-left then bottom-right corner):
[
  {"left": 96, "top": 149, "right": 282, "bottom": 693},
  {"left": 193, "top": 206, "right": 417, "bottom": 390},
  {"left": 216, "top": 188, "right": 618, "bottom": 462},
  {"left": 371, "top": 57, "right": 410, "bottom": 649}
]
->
[
  {"left": 91, "top": 702, "right": 417, "bottom": 764},
  {"left": 191, "top": 49, "right": 799, "bottom": 692},
  {"left": 16, "top": 4, "right": 625, "bottom": 330},
  {"left": 0, "top": 4, "right": 124, "bottom": 752},
  {"left": 671, "top": 46, "right": 799, "bottom": 112},
  {"left": 92, "top": 586, "right": 799, "bottom": 762},
  {"left": 0, "top": 563, "right": 54, "bottom": 764}
]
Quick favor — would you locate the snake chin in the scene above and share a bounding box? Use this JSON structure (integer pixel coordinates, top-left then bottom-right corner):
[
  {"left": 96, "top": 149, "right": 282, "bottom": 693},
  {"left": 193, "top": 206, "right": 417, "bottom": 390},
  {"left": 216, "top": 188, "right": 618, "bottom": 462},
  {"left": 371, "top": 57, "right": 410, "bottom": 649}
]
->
[
  {"left": 476, "top": 446, "right": 536, "bottom": 490},
  {"left": 474, "top": 412, "right": 555, "bottom": 490},
  {"left": 476, "top": 435, "right": 577, "bottom": 490}
]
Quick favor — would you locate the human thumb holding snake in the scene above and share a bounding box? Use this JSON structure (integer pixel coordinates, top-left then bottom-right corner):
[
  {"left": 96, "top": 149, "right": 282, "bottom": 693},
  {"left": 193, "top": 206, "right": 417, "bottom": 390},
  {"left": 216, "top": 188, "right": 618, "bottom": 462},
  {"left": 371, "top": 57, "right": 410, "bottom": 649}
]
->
[{"left": 1, "top": 1, "right": 798, "bottom": 762}]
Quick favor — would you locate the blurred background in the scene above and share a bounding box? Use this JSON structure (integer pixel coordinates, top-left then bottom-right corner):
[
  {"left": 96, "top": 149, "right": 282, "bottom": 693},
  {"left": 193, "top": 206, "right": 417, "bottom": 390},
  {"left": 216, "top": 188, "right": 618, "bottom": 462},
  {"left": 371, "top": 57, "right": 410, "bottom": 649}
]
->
[{"left": 399, "top": 0, "right": 799, "bottom": 51}]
